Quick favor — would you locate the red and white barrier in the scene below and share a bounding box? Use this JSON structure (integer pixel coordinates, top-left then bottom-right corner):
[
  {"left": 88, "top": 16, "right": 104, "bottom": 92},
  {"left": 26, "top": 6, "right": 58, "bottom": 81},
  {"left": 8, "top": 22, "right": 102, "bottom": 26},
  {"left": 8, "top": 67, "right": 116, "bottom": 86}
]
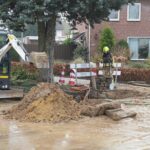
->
[
  {"left": 69, "top": 69, "right": 76, "bottom": 86},
  {"left": 59, "top": 66, "right": 65, "bottom": 84}
]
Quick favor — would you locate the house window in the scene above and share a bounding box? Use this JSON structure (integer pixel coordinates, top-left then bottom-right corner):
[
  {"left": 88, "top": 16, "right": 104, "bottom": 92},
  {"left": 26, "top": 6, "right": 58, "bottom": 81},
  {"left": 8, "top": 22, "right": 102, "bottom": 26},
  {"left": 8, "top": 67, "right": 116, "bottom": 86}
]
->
[
  {"left": 127, "top": 3, "right": 141, "bottom": 21},
  {"left": 56, "top": 30, "right": 62, "bottom": 37},
  {"left": 128, "top": 38, "right": 150, "bottom": 60},
  {"left": 109, "top": 10, "right": 120, "bottom": 21}
]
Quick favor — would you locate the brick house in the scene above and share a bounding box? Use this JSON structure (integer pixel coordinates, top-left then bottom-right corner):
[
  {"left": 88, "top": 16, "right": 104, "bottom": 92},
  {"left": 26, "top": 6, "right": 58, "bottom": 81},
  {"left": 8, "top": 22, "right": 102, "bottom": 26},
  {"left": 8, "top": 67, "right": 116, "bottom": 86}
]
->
[{"left": 77, "top": 0, "right": 150, "bottom": 60}]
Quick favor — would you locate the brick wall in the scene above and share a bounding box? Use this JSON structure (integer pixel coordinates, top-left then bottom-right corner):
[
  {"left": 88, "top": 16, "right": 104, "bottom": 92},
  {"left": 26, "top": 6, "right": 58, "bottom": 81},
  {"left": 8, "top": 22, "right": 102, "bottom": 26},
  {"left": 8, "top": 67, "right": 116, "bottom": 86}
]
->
[{"left": 77, "top": 0, "right": 150, "bottom": 55}]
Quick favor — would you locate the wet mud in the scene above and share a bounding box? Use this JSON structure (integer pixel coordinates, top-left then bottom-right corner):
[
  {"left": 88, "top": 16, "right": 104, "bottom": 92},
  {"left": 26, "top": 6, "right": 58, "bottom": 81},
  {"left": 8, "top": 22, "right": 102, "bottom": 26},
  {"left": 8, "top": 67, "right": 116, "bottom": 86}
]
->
[
  {"left": 0, "top": 84, "right": 150, "bottom": 150},
  {"left": 1, "top": 105, "right": 150, "bottom": 150}
]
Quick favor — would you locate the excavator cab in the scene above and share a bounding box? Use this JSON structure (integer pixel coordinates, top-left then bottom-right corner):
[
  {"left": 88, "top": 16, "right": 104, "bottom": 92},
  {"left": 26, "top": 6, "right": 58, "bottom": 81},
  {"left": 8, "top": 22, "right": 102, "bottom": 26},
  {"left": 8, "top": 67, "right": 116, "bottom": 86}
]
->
[
  {"left": 0, "top": 32, "right": 10, "bottom": 90},
  {"left": 0, "top": 52, "right": 10, "bottom": 89}
]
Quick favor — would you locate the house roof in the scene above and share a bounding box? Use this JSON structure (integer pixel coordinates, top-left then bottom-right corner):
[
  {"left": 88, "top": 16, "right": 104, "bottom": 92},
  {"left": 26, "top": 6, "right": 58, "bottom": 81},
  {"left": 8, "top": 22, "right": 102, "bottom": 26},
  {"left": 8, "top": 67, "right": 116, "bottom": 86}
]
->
[{"left": 73, "top": 32, "right": 85, "bottom": 40}]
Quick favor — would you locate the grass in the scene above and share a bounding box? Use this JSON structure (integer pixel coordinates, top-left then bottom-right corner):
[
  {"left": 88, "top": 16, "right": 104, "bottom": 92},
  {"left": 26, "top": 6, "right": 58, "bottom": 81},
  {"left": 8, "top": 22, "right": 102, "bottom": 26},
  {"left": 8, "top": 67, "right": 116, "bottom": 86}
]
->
[{"left": 127, "top": 60, "right": 150, "bottom": 69}]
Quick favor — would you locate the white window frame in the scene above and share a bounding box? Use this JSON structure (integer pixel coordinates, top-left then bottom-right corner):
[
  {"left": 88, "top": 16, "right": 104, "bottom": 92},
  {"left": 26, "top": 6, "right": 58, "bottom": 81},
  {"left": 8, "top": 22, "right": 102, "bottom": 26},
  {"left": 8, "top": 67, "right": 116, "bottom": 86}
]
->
[
  {"left": 127, "top": 36, "right": 150, "bottom": 60},
  {"left": 127, "top": 3, "right": 141, "bottom": 21},
  {"left": 109, "top": 10, "right": 120, "bottom": 21}
]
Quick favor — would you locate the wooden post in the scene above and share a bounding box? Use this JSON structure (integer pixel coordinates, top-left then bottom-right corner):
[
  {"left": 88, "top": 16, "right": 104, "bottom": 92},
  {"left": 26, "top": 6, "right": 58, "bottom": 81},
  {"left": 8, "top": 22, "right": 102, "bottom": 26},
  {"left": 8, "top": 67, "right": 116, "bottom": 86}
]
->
[{"left": 115, "top": 63, "right": 118, "bottom": 88}]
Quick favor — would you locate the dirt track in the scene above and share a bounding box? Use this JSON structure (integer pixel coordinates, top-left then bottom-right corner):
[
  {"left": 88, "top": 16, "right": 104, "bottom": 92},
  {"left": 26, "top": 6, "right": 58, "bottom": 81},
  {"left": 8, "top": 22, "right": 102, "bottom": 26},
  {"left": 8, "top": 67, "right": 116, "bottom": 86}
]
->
[{"left": 0, "top": 84, "right": 150, "bottom": 150}]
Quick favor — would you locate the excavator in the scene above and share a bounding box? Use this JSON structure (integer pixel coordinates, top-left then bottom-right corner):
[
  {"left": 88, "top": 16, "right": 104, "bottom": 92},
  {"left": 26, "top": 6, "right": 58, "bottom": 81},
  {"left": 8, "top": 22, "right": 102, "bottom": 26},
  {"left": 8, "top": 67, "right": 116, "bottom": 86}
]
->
[
  {"left": 0, "top": 29, "right": 49, "bottom": 99},
  {"left": 0, "top": 31, "right": 29, "bottom": 90}
]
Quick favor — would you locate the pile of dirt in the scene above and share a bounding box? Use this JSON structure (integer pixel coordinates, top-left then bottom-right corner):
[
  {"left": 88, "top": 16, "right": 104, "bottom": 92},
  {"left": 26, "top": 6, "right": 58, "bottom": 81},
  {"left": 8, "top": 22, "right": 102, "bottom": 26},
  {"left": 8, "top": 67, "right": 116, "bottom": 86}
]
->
[{"left": 6, "top": 83, "right": 80, "bottom": 123}]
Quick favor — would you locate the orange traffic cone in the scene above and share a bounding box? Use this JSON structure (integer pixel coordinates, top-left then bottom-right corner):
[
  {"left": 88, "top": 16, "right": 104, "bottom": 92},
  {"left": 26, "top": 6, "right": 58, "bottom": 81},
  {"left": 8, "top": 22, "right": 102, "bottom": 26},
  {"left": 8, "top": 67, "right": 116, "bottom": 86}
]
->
[
  {"left": 69, "top": 69, "right": 76, "bottom": 86},
  {"left": 59, "top": 66, "right": 65, "bottom": 84}
]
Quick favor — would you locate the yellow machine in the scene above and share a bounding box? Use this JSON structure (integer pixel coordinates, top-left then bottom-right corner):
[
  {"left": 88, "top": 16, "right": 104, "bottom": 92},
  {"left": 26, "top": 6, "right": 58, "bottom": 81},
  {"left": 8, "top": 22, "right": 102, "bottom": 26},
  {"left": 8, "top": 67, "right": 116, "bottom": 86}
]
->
[{"left": 0, "top": 33, "right": 29, "bottom": 90}]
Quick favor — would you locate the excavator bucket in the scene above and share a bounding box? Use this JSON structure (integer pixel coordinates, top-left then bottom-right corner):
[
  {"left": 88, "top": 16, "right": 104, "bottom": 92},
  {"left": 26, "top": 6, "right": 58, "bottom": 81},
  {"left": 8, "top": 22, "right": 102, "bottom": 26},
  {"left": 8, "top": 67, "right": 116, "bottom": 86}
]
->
[{"left": 29, "top": 52, "right": 48, "bottom": 68}]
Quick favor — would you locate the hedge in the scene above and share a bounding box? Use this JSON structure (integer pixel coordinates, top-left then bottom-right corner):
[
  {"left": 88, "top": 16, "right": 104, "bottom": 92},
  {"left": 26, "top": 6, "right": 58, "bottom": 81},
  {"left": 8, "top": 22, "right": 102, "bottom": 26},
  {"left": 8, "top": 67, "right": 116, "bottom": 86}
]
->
[
  {"left": 119, "top": 68, "right": 150, "bottom": 83},
  {"left": 11, "top": 62, "right": 150, "bottom": 83},
  {"left": 54, "top": 65, "right": 150, "bottom": 83}
]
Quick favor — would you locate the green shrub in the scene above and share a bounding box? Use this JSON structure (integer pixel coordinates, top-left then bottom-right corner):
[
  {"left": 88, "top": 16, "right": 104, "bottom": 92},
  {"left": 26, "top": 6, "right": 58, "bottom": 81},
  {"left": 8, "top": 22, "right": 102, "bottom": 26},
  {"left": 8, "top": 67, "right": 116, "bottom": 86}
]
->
[
  {"left": 11, "top": 62, "right": 38, "bottom": 80},
  {"left": 144, "top": 59, "right": 150, "bottom": 66},
  {"left": 112, "top": 39, "right": 130, "bottom": 59},
  {"left": 116, "top": 39, "right": 129, "bottom": 49},
  {"left": 128, "top": 62, "right": 147, "bottom": 69},
  {"left": 73, "top": 44, "right": 88, "bottom": 62},
  {"left": 72, "top": 57, "right": 85, "bottom": 63},
  {"left": 63, "top": 38, "right": 74, "bottom": 45},
  {"left": 91, "top": 52, "right": 102, "bottom": 63},
  {"left": 98, "top": 27, "right": 115, "bottom": 51},
  {"left": 128, "top": 61, "right": 150, "bottom": 69}
]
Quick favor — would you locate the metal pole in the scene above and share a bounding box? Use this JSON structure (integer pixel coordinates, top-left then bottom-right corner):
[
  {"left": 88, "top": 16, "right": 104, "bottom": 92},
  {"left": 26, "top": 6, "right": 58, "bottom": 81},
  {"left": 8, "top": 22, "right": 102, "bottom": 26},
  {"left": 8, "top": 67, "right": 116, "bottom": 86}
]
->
[
  {"left": 75, "top": 64, "right": 78, "bottom": 85},
  {"left": 88, "top": 24, "right": 91, "bottom": 62},
  {"left": 88, "top": 24, "right": 92, "bottom": 73},
  {"left": 88, "top": 23, "right": 94, "bottom": 90},
  {"left": 21, "top": 32, "right": 24, "bottom": 43},
  {"left": 47, "top": 45, "right": 51, "bottom": 83},
  {"left": 115, "top": 63, "right": 118, "bottom": 88}
]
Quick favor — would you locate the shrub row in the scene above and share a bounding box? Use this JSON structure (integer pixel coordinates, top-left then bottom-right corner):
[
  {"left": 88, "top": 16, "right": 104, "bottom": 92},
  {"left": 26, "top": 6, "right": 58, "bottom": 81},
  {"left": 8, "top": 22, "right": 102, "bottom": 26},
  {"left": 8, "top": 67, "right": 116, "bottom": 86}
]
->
[
  {"left": 119, "top": 68, "right": 150, "bottom": 83},
  {"left": 11, "top": 62, "right": 150, "bottom": 83},
  {"left": 53, "top": 64, "right": 150, "bottom": 83},
  {"left": 54, "top": 65, "right": 150, "bottom": 83},
  {"left": 11, "top": 62, "right": 38, "bottom": 80}
]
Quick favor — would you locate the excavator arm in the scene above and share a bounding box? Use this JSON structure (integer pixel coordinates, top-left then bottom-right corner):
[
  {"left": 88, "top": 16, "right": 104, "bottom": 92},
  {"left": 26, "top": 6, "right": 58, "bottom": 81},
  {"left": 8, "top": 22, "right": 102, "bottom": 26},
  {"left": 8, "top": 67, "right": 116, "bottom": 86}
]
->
[
  {"left": 0, "top": 42, "right": 12, "bottom": 62},
  {"left": 0, "top": 34, "right": 29, "bottom": 62}
]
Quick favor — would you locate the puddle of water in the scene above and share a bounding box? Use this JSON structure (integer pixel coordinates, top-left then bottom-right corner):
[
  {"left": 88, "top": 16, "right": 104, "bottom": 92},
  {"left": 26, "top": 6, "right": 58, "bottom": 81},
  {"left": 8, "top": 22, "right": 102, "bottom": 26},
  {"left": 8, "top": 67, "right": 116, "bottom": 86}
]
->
[
  {"left": 0, "top": 119, "right": 35, "bottom": 150},
  {"left": 8, "top": 122, "right": 35, "bottom": 150}
]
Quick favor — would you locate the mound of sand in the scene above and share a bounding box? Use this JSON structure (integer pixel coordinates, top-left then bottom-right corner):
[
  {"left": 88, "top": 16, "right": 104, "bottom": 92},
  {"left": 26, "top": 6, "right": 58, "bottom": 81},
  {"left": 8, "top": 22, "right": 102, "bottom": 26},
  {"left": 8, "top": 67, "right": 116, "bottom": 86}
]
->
[{"left": 6, "top": 83, "right": 80, "bottom": 123}]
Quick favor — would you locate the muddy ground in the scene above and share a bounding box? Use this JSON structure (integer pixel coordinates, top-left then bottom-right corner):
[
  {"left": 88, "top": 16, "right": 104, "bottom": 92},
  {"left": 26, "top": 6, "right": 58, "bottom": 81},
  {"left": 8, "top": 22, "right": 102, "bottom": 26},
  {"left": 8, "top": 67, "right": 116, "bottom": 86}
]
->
[{"left": 0, "top": 84, "right": 150, "bottom": 150}]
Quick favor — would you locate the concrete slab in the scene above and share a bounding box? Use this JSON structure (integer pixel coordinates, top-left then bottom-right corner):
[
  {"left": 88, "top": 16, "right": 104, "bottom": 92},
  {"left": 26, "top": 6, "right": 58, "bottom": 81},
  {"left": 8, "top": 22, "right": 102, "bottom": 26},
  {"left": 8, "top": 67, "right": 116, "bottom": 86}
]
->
[
  {"left": 0, "top": 89, "right": 24, "bottom": 99},
  {"left": 105, "top": 108, "right": 137, "bottom": 121}
]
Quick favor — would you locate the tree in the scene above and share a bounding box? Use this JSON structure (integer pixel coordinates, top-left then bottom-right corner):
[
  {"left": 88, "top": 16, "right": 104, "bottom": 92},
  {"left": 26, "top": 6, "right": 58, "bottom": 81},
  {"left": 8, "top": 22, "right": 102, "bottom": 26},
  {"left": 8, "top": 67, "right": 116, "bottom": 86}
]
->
[
  {"left": 14, "top": 24, "right": 38, "bottom": 38},
  {"left": 0, "top": 0, "right": 135, "bottom": 82},
  {"left": 99, "top": 27, "right": 115, "bottom": 51}
]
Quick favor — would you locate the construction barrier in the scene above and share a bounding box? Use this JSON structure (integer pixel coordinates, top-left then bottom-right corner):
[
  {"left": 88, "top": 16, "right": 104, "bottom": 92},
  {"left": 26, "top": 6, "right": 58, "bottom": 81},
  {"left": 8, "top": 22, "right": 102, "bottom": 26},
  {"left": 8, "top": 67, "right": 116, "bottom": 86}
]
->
[
  {"left": 59, "top": 66, "right": 65, "bottom": 84},
  {"left": 70, "top": 62, "right": 122, "bottom": 87},
  {"left": 69, "top": 69, "right": 76, "bottom": 86}
]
